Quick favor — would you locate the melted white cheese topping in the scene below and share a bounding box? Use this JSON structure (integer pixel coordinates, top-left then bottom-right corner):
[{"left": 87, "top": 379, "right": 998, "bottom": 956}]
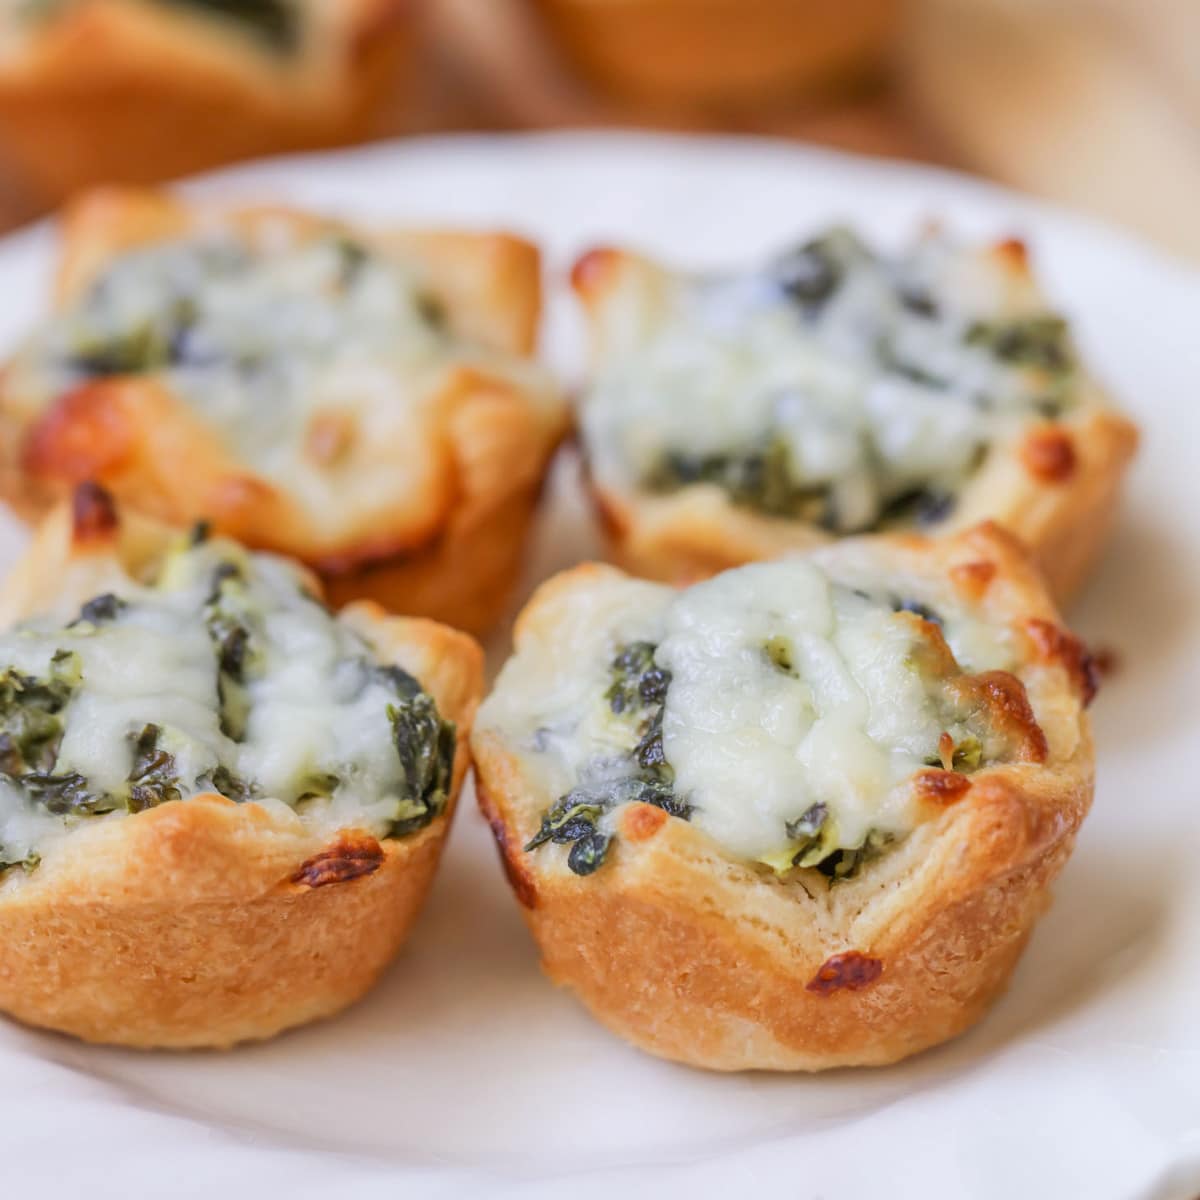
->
[
  {"left": 582, "top": 230, "right": 1082, "bottom": 532},
  {"left": 481, "top": 551, "right": 1016, "bottom": 867},
  {"left": 0, "top": 537, "right": 439, "bottom": 867},
  {"left": 5, "top": 225, "right": 551, "bottom": 496}
]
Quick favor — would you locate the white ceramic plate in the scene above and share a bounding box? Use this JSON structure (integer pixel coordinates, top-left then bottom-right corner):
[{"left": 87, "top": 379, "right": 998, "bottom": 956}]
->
[{"left": 2, "top": 133, "right": 1198, "bottom": 1200}]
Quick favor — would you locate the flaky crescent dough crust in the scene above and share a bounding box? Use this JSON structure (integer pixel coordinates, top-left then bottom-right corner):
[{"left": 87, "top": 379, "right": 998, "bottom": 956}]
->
[
  {"left": 0, "top": 488, "right": 484, "bottom": 1048},
  {"left": 0, "top": 0, "right": 413, "bottom": 201},
  {"left": 471, "top": 524, "right": 1095, "bottom": 1070},
  {"left": 0, "top": 189, "right": 570, "bottom": 634},
  {"left": 573, "top": 243, "right": 1139, "bottom": 604}
]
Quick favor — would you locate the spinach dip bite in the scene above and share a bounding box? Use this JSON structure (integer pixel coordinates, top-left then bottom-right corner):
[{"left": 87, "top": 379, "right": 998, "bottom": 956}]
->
[
  {"left": 472, "top": 523, "right": 1096, "bottom": 1070},
  {"left": 573, "top": 228, "right": 1137, "bottom": 601},
  {"left": 0, "top": 1, "right": 412, "bottom": 200},
  {"left": 0, "top": 187, "right": 568, "bottom": 633},
  {"left": 0, "top": 485, "right": 482, "bottom": 1048}
]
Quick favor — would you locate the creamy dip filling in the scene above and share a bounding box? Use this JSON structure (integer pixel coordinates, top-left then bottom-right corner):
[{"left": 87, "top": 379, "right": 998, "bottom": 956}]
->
[
  {"left": 481, "top": 552, "right": 1026, "bottom": 878},
  {"left": 5, "top": 224, "right": 552, "bottom": 497},
  {"left": 0, "top": 531, "right": 453, "bottom": 873},
  {"left": 582, "top": 228, "right": 1083, "bottom": 533}
]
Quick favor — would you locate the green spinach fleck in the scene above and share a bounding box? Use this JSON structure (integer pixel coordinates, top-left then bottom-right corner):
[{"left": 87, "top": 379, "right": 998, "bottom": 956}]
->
[
  {"left": 771, "top": 230, "right": 864, "bottom": 309},
  {"left": 815, "top": 829, "right": 895, "bottom": 882},
  {"left": 204, "top": 763, "right": 255, "bottom": 803},
  {"left": 0, "top": 849, "right": 40, "bottom": 876},
  {"left": 204, "top": 562, "right": 254, "bottom": 741},
  {"left": 126, "top": 724, "right": 183, "bottom": 814},
  {"left": 527, "top": 641, "right": 687, "bottom": 877},
  {"left": 765, "top": 635, "right": 796, "bottom": 675},
  {"left": 23, "top": 771, "right": 116, "bottom": 816},
  {"left": 965, "top": 314, "right": 1074, "bottom": 373},
  {"left": 0, "top": 656, "right": 78, "bottom": 778},
  {"left": 567, "top": 832, "right": 611, "bottom": 876},
  {"left": 67, "top": 323, "right": 170, "bottom": 376},
  {"left": 72, "top": 593, "right": 126, "bottom": 627},
  {"left": 380, "top": 665, "right": 456, "bottom": 839},
  {"left": 875, "top": 486, "right": 957, "bottom": 530},
  {"left": 647, "top": 438, "right": 830, "bottom": 522},
  {"left": 157, "top": 0, "right": 300, "bottom": 51}
]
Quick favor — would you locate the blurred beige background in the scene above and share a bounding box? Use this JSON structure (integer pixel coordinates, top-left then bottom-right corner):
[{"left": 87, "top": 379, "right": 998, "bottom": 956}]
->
[
  {"left": 408, "top": 0, "right": 1200, "bottom": 260},
  {"left": 1, "top": 0, "right": 1196, "bottom": 260}
]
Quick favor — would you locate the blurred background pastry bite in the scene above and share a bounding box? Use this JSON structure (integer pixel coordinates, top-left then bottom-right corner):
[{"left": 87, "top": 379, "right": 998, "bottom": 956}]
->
[
  {"left": 527, "top": 0, "right": 902, "bottom": 110},
  {"left": 0, "top": 0, "right": 1193, "bottom": 261},
  {"left": 0, "top": 188, "right": 568, "bottom": 634},
  {"left": 0, "top": 0, "right": 416, "bottom": 205}
]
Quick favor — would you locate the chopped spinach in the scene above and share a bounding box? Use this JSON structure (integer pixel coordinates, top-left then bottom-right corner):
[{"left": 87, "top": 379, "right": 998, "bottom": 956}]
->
[
  {"left": 965, "top": 314, "right": 1074, "bottom": 373},
  {"left": 524, "top": 797, "right": 606, "bottom": 851},
  {"left": 125, "top": 724, "right": 183, "bottom": 813},
  {"left": 204, "top": 562, "right": 254, "bottom": 741},
  {"left": 785, "top": 802, "right": 828, "bottom": 842},
  {"left": 67, "top": 322, "right": 170, "bottom": 376},
  {"left": 72, "top": 593, "right": 126, "bottom": 627},
  {"left": 332, "top": 236, "right": 370, "bottom": 287},
  {"left": 527, "top": 642, "right": 687, "bottom": 876},
  {"left": 771, "top": 229, "right": 864, "bottom": 309},
  {"left": 815, "top": 829, "right": 895, "bottom": 882},
  {"left": 567, "top": 832, "right": 611, "bottom": 876},
  {"left": 648, "top": 437, "right": 830, "bottom": 522},
  {"left": 204, "top": 763, "right": 255, "bottom": 802},
  {"left": 606, "top": 641, "right": 670, "bottom": 715},
  {"left": 770, "top": 801, "right": 844, "bottom": 872},
  {"left": 877, "top": 336, "right": 950, "bottom": 388},
  {"left": 294, "top": 771, "right": 340, "bottom": 803},
  {"left": 381, "top": 665, "right": 456, "bottom": 839},
  {"left": 415, "top": 292, "right": 447, "bottom": 330},
  {"left": 892, "top": 597, "right": 943, "bottom": 626},
  {"left": 897, "top": 286, "right": 939, "bottom": 318},
  {"left": 157, "top": 0, "right": 300, "bottom": 51},
  {"left": 0, "top": 850, "right": 40, "bottom": 876},
  {"left": 875, "top": 486, "right": 957, "bottom": 530},
  {"left": 633, "top": 705, "right": 670, "bottom": 773},
  {"left": 0, "top": 655, "right": 120, "bottom": 818},
  {"left": 23, "top": 771, "right": 115, "bottom": 816},
  {"left": 765, "top": 635, "right": 796, "bottom": 675},
  {"left": 0, "top": 658, "right": 78, "bottom": 778},
  {"left": 951, "top": 735, "right": 983, "bottom": 772}
]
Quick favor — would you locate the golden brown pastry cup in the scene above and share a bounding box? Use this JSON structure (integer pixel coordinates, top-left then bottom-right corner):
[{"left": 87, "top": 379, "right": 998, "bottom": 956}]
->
[
  {"left": 0, "top": 0, "right": 415, "bottom": 201},
  {"left": 572, "top": 242, "right": 1139, "bottom": 604},
  {"left": 0, "top": 487, "right": 484, "bottom": 1048},
  {"left": 472, "top": 523, "right": 1096, "bottom": 1070},
  {"left": 0, "top": 188, "right": 570, "bottom": 635}
]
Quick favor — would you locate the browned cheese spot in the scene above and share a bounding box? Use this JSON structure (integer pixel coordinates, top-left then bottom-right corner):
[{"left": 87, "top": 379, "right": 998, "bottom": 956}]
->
[
  {"left": 898, "top": 611, "right": 960, "bottom": 681},
  {"left": 1020, "top": 426, "right": 1077, "bottom": 483},
  {"left": 937, "top": 731, "right": 955, "bottom": 770},
  {"left": 305, "top": 410, "right": 358, "bottom": 467},
  {"left": 291, "top": 834, "right": 384, "bottom": 888},
  {"left": 621, "top": 802, "right": 668, "bottom": 843},
  {"left": 806, "top": 951, "right": 884, "bottom": 995},
  {"left": 569, "top": 247, "right": 618, "bottom": 296},
  {"left": 914, "top": 768, "right": 972, "bottom": 807},
  {"left": 949, "top": 560, "right": 997, "bottom": 601},
  {"left": 1024, "top": 618, "right": 1100, "bottom": 707},
  {"left": 950, "top": 670, "right": 1049, "bottom": 762},
  {"left": 993, "top": 236, "right": 1030, "bottom": 272},
  {"left": 23, "top": 382, "right": 137, "bottom": 487},
  {"left": 71, "top": 480, "right": 119, "bottom": 543}
]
